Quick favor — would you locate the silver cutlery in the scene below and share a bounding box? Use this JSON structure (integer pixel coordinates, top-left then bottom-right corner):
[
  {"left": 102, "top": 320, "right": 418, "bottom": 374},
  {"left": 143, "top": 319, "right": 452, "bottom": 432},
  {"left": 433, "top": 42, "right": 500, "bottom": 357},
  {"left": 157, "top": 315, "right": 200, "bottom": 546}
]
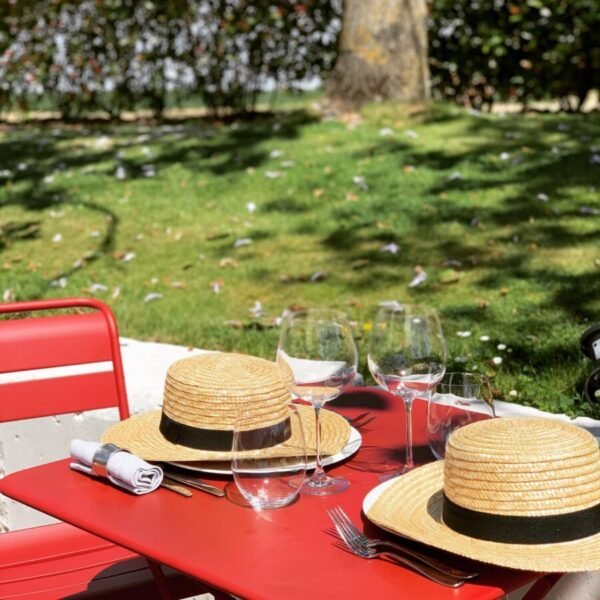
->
[
  {"left": 345, "top": 412, "right": 376, "bottom": 428},
  {"left": 160, "top": 480, "right": 193, "bottom": 497},
  {"left": 162, "top": 472, "right": 225, "bottom": 498},
  {"left": 327, "top": 506, "right": 477, "bottom": 587},
  {"left": 329, "top": 506, "right": 477, "bottom": 579}
]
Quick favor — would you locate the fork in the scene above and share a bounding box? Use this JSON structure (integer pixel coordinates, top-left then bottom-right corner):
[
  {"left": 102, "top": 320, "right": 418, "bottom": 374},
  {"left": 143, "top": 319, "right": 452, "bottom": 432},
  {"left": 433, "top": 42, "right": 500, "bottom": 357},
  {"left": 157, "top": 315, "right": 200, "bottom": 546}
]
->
[
  {"left": 345, "top": 412, "right": 376, "bottom": 428},
  {"left": 328, "top": 507, "right": 477, "bottom": 583},
  {"left": 328, "top": 506, "right": 478, "bottom": 580}
]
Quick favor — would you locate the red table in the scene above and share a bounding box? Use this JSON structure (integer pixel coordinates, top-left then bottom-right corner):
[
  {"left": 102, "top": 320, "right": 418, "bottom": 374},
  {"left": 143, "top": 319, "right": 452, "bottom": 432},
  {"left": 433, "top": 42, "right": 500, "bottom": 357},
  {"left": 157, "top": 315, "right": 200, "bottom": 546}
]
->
[{"left": 0, "top": 388, "right": 540, "bottom": 599}]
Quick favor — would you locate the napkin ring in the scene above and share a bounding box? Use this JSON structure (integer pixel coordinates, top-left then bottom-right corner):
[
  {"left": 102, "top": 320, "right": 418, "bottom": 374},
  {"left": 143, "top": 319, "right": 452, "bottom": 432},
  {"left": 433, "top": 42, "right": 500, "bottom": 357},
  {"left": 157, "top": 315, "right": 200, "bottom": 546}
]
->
[{"left": 92, "top": 443, "right": 123, "bottom": 478}]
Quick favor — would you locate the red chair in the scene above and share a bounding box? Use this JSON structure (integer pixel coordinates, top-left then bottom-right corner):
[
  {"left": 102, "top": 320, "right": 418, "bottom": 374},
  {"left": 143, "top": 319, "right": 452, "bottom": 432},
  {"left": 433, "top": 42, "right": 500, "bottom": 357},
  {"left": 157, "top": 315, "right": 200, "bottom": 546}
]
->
[{"left": 0, "top": 298, "right": 211, "bottom": 599}]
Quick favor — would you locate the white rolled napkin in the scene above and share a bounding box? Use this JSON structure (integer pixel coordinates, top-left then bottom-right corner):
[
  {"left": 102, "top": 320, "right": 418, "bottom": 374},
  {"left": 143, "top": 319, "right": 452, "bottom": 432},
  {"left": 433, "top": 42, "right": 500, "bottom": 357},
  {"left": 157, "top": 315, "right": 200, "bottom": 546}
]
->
[{"left": 69, "top": 440, "right": 163, "bottom": 495}]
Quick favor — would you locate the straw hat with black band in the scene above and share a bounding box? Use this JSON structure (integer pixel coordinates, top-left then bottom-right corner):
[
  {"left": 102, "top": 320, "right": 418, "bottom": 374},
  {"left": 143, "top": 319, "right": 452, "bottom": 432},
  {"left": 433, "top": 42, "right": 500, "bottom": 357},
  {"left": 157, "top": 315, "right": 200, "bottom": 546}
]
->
[
  {"left": 102, "top": 352, "right": 350, "bottom": 462},
  {"left": 367, "top": 417, "right": 600, "bottom": 572}
]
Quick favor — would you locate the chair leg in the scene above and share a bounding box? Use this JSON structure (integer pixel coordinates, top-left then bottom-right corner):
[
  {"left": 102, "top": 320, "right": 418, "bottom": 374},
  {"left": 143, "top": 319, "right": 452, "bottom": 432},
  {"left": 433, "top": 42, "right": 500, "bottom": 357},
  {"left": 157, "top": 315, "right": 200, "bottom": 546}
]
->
[
  {"left": 521, "top": 574, "right": 563, "bottom": 600},
  {"left": 146, "top": 559, "right": 173, "bottom": 600}
]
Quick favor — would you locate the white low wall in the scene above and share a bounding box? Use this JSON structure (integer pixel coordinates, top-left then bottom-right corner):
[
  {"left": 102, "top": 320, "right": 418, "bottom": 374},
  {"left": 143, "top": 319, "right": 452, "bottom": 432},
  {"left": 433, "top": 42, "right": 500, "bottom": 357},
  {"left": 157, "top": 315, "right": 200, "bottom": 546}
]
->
[{"left": 0, "top": 337, "right": 204, "bottom": 531}]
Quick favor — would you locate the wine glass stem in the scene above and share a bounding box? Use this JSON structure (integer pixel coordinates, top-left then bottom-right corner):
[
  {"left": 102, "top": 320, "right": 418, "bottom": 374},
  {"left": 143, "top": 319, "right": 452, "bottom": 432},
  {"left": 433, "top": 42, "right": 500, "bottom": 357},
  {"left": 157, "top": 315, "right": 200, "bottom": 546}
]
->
[
  {"left": 405, "top": 398, "right": 414, "bottom": 470},
  {"left": 311, "top": 404, "right": 327, "bottom": 484}
]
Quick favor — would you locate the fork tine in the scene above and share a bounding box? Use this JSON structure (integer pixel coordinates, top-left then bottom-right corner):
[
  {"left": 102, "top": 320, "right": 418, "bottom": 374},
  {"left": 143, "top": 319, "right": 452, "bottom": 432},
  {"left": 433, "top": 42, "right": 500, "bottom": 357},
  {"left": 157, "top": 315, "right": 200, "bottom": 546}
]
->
[
  {"left": 355, "top": 414, "right": 376, "bottom": 428},
  {"left": 327, "top": 508, "right": 367, "bottom": 556},
  {"left": 327, "top": 508, "right": 465, "bottom": 588},
  {"left": 347, "top": 411, "right": 370, "bottom": 426},
  {"left": 329, "top": 507, "right": 369, "bottom": 553},
  {"left": 333, "top": 506, "right": 366, "bottom": 543}
]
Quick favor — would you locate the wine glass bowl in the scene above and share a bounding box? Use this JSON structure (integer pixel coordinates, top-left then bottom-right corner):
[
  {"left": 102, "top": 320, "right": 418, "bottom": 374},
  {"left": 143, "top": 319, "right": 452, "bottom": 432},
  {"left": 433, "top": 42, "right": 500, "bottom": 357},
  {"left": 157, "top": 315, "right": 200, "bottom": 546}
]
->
[
  {"left": 231, "top": 403, "right": 307, "bottom": 510},
  {"left": 427, "top": 372, "right": 495, "bottom": 460},
  {"left": 368, "top": 304, "right": 447, "bottom": 473},
  {"left": 277, "top": 308, "right": 358, "bottom": 495}
]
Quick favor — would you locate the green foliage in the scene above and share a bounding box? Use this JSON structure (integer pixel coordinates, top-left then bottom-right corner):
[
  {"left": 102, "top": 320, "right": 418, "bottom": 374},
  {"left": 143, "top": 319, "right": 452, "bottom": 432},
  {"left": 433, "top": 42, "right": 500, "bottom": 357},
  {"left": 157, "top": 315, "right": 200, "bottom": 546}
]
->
[
  {"left": 0, "top": 1, "right": 340, "bottom": 118},
  {"left": 428, "top": 0, "right": 600, "bottom": 111}
]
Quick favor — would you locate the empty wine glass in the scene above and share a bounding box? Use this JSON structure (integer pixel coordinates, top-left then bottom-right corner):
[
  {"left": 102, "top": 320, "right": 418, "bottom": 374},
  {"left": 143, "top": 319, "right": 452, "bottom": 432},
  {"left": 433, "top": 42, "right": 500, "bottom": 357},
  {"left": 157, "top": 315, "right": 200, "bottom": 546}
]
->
[
  {"left": 368, "top": 304, "right": 447, "bottom": 473},
  {"left": 277, "top": 308, "right": 358, "bottom": 495},
  {"left": 427, "top": 372, "right": 495, "bottom": 460},
  {"left": 232, "top": 403, "right": 307, "bottom": 510}
]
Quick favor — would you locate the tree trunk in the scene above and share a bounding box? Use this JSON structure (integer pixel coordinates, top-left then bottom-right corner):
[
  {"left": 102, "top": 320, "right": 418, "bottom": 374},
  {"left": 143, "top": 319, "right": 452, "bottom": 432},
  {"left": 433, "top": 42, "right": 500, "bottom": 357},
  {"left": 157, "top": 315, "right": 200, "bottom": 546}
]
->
[{"left": 327, "top": 0, "right": 430, "bottom": 108}]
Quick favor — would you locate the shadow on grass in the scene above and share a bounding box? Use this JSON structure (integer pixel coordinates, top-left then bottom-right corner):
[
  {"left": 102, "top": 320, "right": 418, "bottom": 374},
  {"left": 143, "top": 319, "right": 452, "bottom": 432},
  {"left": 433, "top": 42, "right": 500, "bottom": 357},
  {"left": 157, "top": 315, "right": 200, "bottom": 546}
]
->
[{"left": 0, "top": 109, "right": 319, "bottom": 296}]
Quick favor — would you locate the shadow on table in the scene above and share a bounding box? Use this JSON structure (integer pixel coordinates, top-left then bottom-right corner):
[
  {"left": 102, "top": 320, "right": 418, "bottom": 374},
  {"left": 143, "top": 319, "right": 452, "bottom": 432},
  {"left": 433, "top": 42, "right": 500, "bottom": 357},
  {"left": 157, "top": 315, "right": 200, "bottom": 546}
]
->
[
  {"left": 330, "top": 387, "right": 393, "bottom": 411},
  {"left": 63, "top": 556, "right": 228, "bottom": 599}
]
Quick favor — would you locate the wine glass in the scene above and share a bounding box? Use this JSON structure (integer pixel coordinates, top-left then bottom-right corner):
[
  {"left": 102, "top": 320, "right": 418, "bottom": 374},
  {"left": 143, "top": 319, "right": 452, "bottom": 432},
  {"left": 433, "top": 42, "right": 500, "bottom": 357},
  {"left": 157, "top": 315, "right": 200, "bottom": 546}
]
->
[
  {"left": 367, "top": 304, "right": 447, "bottom": 473},
  {"left": 232, "top": 403, "right": 307, "bottom": 510},
  {"left": 427, "top": 372, "right": 495, "bottom": 460},
  {"left": 276, "top": 308, "right": 358, "bottom": 495}
]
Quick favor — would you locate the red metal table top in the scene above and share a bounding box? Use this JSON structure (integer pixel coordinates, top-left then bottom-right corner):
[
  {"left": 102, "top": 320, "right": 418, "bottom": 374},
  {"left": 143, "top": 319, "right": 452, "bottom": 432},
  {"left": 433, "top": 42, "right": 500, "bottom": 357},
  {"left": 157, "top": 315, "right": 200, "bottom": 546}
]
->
[{"left": 0, "top": 388, "right": 538, "bottom": 599}]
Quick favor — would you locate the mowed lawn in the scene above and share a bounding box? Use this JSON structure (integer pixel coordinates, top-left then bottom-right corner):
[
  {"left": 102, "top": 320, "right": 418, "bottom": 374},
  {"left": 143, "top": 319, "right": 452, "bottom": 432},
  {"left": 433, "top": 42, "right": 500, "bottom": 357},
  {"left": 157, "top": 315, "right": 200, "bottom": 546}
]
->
[{"left": 0, "top": 99, "right": 599, "bottom": 416}]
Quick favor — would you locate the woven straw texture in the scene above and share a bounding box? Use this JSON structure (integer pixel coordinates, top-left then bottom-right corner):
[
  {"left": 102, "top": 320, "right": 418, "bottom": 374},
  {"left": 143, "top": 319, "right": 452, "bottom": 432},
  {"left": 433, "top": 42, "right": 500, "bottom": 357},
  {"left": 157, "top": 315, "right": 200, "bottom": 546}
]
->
[
  {"left": 367, "top": 417, "right": 600, "bottom": 572},
  {"left": 162, "top": 353, "right": 293, "bottom": 431},
  {"left": 101, "top": 404, "right": 350, "bottom": 461}
]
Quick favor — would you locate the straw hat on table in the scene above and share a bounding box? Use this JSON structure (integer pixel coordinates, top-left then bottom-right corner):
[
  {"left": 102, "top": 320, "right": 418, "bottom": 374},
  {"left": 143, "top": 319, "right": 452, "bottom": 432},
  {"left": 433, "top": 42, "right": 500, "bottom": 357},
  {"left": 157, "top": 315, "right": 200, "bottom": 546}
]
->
[
  {"left": 367, "top": 417, "right": 600, "bottom": 572},
  {"left": 102, "top": 352, "right": 350, "bottom": 461}
]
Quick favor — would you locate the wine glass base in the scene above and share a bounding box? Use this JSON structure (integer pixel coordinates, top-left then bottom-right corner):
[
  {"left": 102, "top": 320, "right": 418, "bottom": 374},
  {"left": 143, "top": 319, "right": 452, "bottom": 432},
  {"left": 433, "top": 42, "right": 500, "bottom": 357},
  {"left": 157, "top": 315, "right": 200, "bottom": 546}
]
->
[{"left": 301, "top": 475, "right": 350, "bottom": 496}]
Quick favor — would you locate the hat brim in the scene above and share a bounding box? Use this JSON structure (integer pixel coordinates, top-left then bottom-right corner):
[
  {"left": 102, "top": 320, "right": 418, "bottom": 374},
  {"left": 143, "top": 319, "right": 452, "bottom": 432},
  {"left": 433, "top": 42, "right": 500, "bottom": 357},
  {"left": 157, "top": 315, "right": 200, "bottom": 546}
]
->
[
  {"left": 101, "top": 404, "right": 350, "bottom": 462},
  {"left": 366, "top": 461, "right": 600, "bottom": 572}
]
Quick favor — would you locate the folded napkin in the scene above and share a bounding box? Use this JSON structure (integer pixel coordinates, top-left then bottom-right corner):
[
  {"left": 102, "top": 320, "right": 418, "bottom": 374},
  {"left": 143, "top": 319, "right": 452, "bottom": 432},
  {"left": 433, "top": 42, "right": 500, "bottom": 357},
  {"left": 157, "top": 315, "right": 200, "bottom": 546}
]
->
[{"left": 70, "top": 440, "right": 163, "bottom": 495}]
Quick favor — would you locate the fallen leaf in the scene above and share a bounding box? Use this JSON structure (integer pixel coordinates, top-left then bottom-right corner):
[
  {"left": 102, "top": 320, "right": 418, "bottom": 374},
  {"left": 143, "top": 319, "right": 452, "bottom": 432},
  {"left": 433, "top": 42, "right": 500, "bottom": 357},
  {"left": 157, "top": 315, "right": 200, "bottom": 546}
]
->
[
  {"left": 249, "top": 300, "right": 265, "bottom": 318},
  {"left": 210, "top": 279, "right": 223, "bottom": 293},
  {"left": 352, "top": 176, "right": 368, "bottom": 191},
  {"left": 144, "top": 292, "right": 162, "bottom": 303},
  {"left": 380, "top": 242, "right": 400, "bottom": 255},
  {"left": 408, "top": 265, "right": 427, "bottom": 287},
  {"left": 233, "top": 238, "right": 252, "bottom": 249},
  {"left": 219, "top": 257, "right": 239, "bottom": 268}
]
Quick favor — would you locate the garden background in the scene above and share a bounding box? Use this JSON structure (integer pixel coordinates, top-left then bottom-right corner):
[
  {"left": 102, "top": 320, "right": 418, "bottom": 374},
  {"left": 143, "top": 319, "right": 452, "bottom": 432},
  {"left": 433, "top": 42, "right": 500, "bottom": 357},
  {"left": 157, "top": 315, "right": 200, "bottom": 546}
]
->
[{"left": 0, "top": 0, "right": 599, "bottom": 417}]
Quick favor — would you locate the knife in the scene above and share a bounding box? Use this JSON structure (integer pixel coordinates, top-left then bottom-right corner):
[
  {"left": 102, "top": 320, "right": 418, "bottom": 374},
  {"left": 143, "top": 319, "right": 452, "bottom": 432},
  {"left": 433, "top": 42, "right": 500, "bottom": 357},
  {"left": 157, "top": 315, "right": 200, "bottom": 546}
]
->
[
  {"left": 162, "top": 472, "right": 225, "bottom": 497},
  {"left": 160, "top": 480, "right": 193, "bottom": 497}
]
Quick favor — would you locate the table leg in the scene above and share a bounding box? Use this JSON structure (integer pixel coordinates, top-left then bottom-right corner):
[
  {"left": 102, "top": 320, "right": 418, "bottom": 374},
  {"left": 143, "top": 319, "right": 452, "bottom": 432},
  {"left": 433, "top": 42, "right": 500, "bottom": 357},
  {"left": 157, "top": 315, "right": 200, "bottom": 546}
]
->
[{"left": 146, "top": 558, "right": 173, "bottom": 599}]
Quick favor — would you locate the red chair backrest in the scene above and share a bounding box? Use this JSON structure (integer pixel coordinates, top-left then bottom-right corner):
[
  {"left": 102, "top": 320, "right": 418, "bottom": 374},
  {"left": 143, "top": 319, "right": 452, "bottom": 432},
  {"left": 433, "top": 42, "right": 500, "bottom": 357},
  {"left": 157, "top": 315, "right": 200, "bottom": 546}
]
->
[{"left": 0, "top": 298, "right": 130, "bottom": 422}]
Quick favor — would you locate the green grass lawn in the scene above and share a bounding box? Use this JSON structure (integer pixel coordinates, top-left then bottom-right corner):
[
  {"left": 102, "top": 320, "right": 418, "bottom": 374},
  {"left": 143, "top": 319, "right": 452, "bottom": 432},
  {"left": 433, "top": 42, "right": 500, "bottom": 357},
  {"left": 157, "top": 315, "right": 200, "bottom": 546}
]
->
[{"left": 1, "top": 99, "right": 599, "bottom": 416}]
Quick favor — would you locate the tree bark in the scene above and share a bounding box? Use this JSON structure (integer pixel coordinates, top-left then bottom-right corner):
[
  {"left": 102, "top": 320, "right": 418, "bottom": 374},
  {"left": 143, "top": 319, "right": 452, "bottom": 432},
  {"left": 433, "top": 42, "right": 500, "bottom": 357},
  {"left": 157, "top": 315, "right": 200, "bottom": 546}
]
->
[{"left": 327, "top": 0, "right": 430, "bottom": 108}]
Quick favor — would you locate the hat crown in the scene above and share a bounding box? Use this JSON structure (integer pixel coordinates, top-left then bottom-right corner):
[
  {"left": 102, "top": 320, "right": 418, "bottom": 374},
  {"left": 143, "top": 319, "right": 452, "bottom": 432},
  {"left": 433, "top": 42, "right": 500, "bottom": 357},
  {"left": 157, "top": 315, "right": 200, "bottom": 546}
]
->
[
  {"left": 444, "top": 417, "right": 600, "bottom": 516},
  {"left": 163, "top": 353, "right": 292, "bottom": 431}
]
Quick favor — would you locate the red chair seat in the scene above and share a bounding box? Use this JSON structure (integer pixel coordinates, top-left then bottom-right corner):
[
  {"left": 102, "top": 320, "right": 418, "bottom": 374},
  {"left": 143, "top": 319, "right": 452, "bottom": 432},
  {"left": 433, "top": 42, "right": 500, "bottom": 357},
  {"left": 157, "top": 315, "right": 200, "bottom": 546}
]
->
[{"left": 0, "top": 522, "right": 209, "bottom": 599}]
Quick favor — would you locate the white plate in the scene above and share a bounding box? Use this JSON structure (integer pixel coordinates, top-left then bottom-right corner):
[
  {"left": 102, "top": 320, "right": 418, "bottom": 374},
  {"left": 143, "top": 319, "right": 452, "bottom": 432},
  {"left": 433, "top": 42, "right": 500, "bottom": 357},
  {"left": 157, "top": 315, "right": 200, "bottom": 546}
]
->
[
  {"left": 363, "top": 475, "right": 401, "bottom": 514},
  {"left": 169, "top": 426, "right": 362, "bottom": 475}
]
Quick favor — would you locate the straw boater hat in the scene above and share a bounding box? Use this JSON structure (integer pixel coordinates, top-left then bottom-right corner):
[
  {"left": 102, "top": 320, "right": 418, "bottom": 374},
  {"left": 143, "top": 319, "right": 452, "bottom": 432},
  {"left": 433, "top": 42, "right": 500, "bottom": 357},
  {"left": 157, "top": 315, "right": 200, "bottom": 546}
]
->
[
  {"left": 101, "top": 352, "right": 350, "bottom": 461},
  {"left": 367, "top": 417, "right": 600, "bottom": 572}
]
